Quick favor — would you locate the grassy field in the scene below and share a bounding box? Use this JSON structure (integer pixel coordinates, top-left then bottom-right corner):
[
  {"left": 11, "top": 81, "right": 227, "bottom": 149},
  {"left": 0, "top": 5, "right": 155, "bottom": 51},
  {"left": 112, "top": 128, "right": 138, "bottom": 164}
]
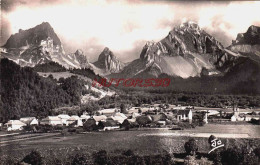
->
[{"left": 1, "top": 124, "right": 259, "bottom": 160}]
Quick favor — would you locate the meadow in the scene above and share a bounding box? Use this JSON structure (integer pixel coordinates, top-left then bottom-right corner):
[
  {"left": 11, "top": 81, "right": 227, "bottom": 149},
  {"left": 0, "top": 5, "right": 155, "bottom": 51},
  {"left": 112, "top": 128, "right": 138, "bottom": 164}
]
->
[{"left": 1, "top": 124, "right": 259, "bottom": 161}]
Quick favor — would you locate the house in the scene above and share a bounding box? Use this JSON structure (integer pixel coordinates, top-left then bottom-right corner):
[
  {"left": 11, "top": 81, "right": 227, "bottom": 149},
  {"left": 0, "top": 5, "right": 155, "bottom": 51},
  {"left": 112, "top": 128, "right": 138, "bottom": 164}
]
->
[
  {"left": 132, "top": 112, "right": 141, "bottom": 118},
  {"left": 0, "top": 47, "right": 7, "bottom": 53},
  {"left": 20, "top": 117, "right": 38, "bottom": 125},
  {"left": 5, "top": 120, "right": 26, "bottom": 131},
  {"left": 93, "top": 115, "right": 107, "bottom": 125},
  {"left": 150, "top": 114, "right": 167, "bottom": 122},
  {"left": 58, "top": 114, "right": 71, "bottom": 125},
  {"left": 98, "top": 120, "right": 120, "bottom": 131},
  {"left": 157, "top": 121, "right": 166, "bottom": 126},
  {"left": 244, "top": 115, "right": 260, "bottom": 121},
  {"left": 80, "top": 114, "right": 91, "bottom": 123},
  {"left": 67, "top": 115, "right": 83, "bottom": 127},
  {"left": 203, "top": 112, "right": 208, "bottom": 124},
  {"left": 176, "top": 109, "right": 192, "bottom": 121},
  {"left": 98, "top": 108, "right": 118, "bottom": 117},
  {"left": 110, "top": 113, "right": 127, "bottom": 124},
  {"left": 40, "top": 116, "right": 63, "bottom": 125},
  {"left": 231, "top": 107, "right": 243, "bottom": 121}
]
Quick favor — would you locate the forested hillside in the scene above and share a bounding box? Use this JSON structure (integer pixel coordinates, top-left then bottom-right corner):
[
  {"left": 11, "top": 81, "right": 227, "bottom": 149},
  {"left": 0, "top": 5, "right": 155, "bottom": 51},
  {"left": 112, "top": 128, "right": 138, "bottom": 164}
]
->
[
  {"left": 0, "top": 58, "right": 85, "bottom": 122},
  {"left": 33, "top": 61, "right": 67, "bottom": 72}
]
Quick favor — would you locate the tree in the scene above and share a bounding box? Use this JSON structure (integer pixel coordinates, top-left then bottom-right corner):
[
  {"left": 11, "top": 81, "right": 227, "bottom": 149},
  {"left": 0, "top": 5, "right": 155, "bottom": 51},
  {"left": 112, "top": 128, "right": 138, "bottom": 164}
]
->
[
  {"left": 22, "top": 150, "right": 43, "bottom": 165},
  {"left": 136, "top": 116, "right": 152, "bottom": 127},
  {"left": 120, "top": 103, "right": 127, "bottom": 114},
  {"left": 184, "top": 139, "right": 198, "bottom": 156},
  {"left": 121, "top": 119, "right": 130, "bottom": 131},
  {"left": 83, "top": 118, "right": 97, "bottom": 131}
]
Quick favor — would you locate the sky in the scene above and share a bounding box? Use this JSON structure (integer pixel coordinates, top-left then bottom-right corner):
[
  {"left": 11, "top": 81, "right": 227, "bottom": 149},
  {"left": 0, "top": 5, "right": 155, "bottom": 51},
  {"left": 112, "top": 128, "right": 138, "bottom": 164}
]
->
[{"left": 1, "top": 0, "right": 260, "bottom": 62}]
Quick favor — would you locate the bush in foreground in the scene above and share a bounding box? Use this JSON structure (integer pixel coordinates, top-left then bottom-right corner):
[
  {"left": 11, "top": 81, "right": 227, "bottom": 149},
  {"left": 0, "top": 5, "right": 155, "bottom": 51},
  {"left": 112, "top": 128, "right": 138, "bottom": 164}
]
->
[
  {"left": 22, "top": 150, "right": 43, "bottom": 165},
  {"left": 184, "top": 139, "right": 198, "bottom": 156}
]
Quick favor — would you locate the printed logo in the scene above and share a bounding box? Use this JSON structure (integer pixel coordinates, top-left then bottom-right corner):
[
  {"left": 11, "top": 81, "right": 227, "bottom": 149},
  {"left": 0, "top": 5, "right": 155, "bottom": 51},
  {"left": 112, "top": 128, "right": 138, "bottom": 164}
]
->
[{"left": 208, "top": 135, "right": 224, "bottom": 154}]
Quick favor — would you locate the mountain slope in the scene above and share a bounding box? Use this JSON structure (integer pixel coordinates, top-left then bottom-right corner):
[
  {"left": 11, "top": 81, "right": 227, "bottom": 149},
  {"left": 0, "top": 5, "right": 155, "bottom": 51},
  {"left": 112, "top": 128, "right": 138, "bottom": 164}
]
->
[{"left": 0, "top": 58, "right": 85, "bottom": 122}]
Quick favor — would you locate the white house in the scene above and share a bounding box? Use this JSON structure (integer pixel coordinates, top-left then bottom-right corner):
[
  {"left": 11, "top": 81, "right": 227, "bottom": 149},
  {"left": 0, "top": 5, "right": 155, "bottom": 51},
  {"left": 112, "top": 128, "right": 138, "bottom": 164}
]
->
[
  {"left": 80, "top": 114, "right": 91, "bottom": 123},
  {"left": 40, "top": 116, "right": 63, "bottom": 125},
  {"left": 231, "top": 107, "right": 243, "bottom": 122},
  {"left": 98, "top": 120, "right": 120, "bottom": 131},
  {"left": 132, "top": 112, "right": 141, "bottom": 118},
  {"left": 176, "top": 109, "right": 192, "bottom": 121},
  {"left": 58, "top": 114, "right": 71, "bottom": 125},
  {"left": 20, "top": 117, "right": 39, "bottom": 125},
  {"left": 110, "top": 113, "right": 127, "bottom": 124},
  {"left": 245, "top": 115, "right": 260, "bottom": 121},
  {"left": 67, "top": 115, "right": 83, "bottom": 127},
  {"left": 98, "top": 108, "right": 118, "bottom": 117},
  {"left": 5, "top": 120, "right": 26, "bottom": 131},
  {"left": 93, "top": 115, "right": 107, "bottom": 125}
]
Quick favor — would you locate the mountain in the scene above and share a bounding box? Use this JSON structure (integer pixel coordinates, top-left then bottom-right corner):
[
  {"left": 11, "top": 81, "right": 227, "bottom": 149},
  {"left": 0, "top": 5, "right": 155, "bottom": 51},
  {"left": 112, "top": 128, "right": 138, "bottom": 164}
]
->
[
  {"left": 228, "top": 25, "right": 260, "bottom": 62},
  {"left": 112, "top": 21, "right": 238, "bottom": 78},
  {"left": 93, "top": 47, "right": 125, "bottom": 74},
  {"left": 1, "top": 22, "right": 89, "bottom": 69}
]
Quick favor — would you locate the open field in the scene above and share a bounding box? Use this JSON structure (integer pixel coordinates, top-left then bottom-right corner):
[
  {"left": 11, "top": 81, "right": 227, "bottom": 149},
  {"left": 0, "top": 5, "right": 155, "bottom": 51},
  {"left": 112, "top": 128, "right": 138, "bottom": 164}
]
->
[{"left": 0, "top": 124, "right": 259, "bottom": 159}]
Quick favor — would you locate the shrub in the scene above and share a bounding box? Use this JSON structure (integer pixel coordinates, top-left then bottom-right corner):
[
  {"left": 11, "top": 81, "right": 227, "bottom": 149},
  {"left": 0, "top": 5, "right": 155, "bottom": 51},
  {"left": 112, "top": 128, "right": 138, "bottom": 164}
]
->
[
  {"left": 177, "top": 122, "right": 193, "bottom": 129},
  {"left": 71, "top": 153, "right": 88, "bottom": 165},
  {"left": 122, "top": 149, "right": 135, "bottom": 157},
  {"left": 68, "top": 128, "right": 77, "bottom": 133},
  {"left": 143, "top": 154, "right": 173, "bottom": 165},
  {"left": 23, "top": 125, "right": 35, "bottom": 132},
  {"left": 184, "top": 155, "right": 197, "bottom": 165},
  {"left": 197, "top": 157, "right": 214, "bottom": 165},
  {"left": 254, "top": 147, "right": 260, "bottom": 159},
  {"left": 93, "top": 150, "right": 108, "bottom": 165},
  {"left": 22, "top": 150, "right": 43, "bottom": 165},
  {"left": 221, "top": 148, "right": 242, "bottom": 165},
  {"left": 184, "top": 139, "right": 198, "bottom": 156}
]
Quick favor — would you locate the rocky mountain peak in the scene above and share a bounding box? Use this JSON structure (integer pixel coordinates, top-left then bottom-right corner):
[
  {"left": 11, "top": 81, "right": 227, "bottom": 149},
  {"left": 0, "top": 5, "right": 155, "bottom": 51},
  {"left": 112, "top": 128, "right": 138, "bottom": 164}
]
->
[
  {"left": 4, "top": 22, "right": 61, "bottom": 49},
  {"left": 232, "top": 25, "right": 260, "bottom": 45},
  {"left": 98, "top": 47, "right": 113, "bottom": 61},
  {"left": 119, "top": 21, "right": 236, "bottom": 78},
  {"left": 75, "top": 49, "right": 84, "bottom": 56},
  {"left": 1, "top": 22, "right": 93, "bottom": 69},
  {"left": 140, "top": 21, "right": 224, "bottom": 62},
  {"left": 94, "top": 47, "right": 124, "bottom": 73}
]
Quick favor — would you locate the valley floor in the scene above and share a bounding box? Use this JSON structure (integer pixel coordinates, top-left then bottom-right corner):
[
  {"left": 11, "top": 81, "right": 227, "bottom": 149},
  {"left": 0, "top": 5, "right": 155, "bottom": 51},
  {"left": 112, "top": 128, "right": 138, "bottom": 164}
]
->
[{"left": 0, "top": 124, "right": 259, "bottom": 159}]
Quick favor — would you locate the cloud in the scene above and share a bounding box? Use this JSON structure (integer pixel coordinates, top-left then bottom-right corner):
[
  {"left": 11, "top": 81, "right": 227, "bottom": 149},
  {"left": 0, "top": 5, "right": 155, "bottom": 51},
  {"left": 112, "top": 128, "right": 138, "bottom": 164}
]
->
[
  {"left": 198, "top": 1, "right": 260, "bottom": 45},
  {"left": 2, "top": 0, "right": 260, "bottom": 62}
]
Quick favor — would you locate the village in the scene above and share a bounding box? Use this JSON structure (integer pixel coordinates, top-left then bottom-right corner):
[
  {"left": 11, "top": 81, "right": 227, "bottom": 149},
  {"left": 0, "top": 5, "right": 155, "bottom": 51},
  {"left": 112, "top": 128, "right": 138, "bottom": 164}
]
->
[{"left": 1, "top": 103, "right": 259, "bottom": 132}]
